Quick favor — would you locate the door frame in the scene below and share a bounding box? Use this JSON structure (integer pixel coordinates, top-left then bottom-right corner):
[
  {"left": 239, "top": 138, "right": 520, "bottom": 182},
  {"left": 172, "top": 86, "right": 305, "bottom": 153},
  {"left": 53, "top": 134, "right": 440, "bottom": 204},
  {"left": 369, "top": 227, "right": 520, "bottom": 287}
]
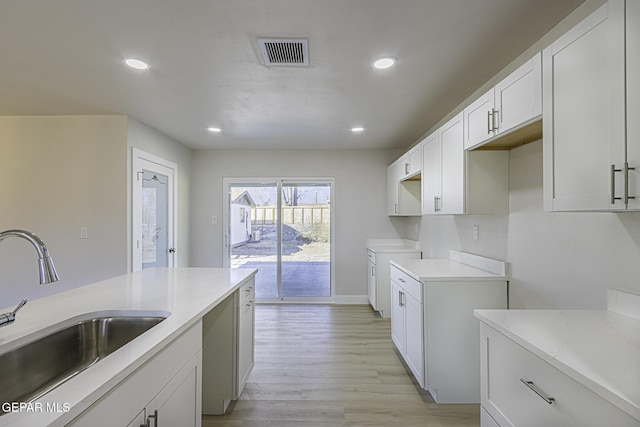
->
[
  {"left": 223, "top": 177, "right": 335, "bottom": 303},
  {"left": 131, "top": 148, "right": 178, "bottom": 271}
]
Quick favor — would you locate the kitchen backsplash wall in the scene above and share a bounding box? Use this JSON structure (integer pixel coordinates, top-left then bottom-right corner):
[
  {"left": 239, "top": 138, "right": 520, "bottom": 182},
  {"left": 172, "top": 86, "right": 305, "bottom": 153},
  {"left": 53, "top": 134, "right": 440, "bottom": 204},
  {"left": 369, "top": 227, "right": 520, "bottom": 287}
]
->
[{"left": 407, "top": 140, "right": 640, "bottom": 310}]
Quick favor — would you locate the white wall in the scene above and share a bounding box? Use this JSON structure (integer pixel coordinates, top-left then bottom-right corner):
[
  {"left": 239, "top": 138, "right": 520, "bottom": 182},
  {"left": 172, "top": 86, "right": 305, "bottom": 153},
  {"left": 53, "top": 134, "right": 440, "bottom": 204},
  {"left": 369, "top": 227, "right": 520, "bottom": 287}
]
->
[
  {"left": 408, "top": 141, "right": 640, "bottom": 310},
  {"left": 507, "top": 141, "right": 640, "bottom": 309},
  {"left": 189, "top": 148, "right": 403, "bottom": 298},
  {"left": 127, "top": 118, "right": 192, "bottom": 269},
  {"left": 0, "top": 116, "right": 128, "bottom": 306}
]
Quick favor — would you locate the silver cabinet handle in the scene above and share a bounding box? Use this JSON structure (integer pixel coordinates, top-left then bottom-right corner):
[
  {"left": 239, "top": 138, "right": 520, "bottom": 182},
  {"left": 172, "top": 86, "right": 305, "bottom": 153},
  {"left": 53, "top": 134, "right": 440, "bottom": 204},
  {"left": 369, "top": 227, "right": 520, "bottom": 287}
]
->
[
  {"left": 625, "top": 162, "right": 636, "bottom": 205},
  {"left": 399, "top": 290, "right": 404, "bottom": 307},
  {"left": 520, "top": 379, "right": 555, "bottom": 404},
  {"left": 611, "top": 164, "right": 622, "bottom": 205},
  {"left": 487, "top": 110, "right": 493, "bottom": 134},
  {"left": 492, "top": 108, "right": 499, "bottom": 132},
  {"left": 405, "top": 162, "right": 410, "bottom": 175},
  {"left": 433, "top": 196, "right": 441, "bottom": 212},
  {"left": 372, "top": 265, "right": 375, "bottom": 277}
]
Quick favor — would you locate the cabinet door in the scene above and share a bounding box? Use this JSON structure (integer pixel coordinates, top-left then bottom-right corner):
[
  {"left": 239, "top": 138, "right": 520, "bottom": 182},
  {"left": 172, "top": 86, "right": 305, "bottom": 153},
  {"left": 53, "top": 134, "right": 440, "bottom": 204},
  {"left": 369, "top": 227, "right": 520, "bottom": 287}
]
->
[
  {"left": 367, "top": 259, "right": 376, "bottom": 309},
  {"left": 628, "top": 0, "right": 640, "bottom": 210},
  {"left": 387, "top": 161, "right": 399, "bottom": 215},
  {"left": 237, "top": 292, "right": 255, "bottom": 396},
  {"left": 405, "top": 144, "right": 422, "bottom": 177},
  {"left": 390, "top": 281, "right": 405, "bottom": 355},
  {"left": 153, "top": 351, "right": 201, "bottom": 427},
  {"left": 439, "top": 112, "right": 465, "bottom": 214},
  {"left": 404, "top": 291, "right": 424, "bottom": 388},
  {"left": 421, "top": 131, "right": 440, "bottom": 214},
  {"left": 542, "top": 1, "right": 626, "bottom": 211},
  {"left": 495, "top": 52, "right": 541, "bottom": 135},
  {"left": 464, "top": 89, "right": 495, "bottom": 150}
]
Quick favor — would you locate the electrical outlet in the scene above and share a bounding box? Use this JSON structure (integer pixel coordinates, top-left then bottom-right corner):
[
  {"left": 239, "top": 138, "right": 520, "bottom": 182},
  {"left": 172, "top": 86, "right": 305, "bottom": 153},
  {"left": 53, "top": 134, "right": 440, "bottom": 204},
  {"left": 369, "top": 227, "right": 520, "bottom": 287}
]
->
[
  {"left": 211, "top": 216, "right": 218, "bottom": 225},
  {"left": 473, "top": 225, "right": 479, "bottom": 241},
  {"left": 80, "top": 227, "right": 88, "bottom": 239}
]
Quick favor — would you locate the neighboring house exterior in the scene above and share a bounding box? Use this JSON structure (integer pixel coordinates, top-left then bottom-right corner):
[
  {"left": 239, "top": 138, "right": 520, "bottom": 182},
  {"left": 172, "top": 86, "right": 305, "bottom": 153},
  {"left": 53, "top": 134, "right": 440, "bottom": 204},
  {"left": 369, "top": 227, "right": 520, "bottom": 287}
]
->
[{"left": 230, "top": 190, "right": 256, "bottom": 247}]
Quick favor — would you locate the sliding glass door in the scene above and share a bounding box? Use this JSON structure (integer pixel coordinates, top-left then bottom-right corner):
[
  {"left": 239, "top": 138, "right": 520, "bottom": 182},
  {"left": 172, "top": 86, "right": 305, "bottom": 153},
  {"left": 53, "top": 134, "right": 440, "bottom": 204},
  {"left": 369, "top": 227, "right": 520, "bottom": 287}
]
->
[{"left": 224, "top": 178, "right": 333, "bottom": 302}]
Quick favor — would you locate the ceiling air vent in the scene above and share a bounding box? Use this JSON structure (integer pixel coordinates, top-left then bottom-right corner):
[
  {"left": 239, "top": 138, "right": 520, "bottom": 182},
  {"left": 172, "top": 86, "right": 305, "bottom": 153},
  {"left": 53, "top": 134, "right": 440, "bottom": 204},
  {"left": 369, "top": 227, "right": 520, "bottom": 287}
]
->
[{"left": 258, "top": 38, "right": 309, "bottom": 67}]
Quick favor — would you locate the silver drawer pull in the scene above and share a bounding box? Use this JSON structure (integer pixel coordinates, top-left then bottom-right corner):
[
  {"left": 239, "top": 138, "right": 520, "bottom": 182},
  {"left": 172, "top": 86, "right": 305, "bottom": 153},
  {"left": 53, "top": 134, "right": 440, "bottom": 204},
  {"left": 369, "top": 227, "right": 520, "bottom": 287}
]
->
[
  {"left": 520, "top": 378, "right": 555, "bottom": 404},
  {"left": 398, "top": 278, "right": 405, "bottom": 283}
]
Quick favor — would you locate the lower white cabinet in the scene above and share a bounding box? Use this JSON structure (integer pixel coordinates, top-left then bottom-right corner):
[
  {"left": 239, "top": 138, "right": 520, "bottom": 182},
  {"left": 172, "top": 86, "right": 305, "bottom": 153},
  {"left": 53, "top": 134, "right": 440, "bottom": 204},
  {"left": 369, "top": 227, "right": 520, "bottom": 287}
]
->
[
  {"left": 368, "top": 247, "right": 421, "bottom": 318},
  {"left": 390, "top": 263, "right": 507, "bottom": 403},
  {"left": 480, "top": 323, "right": 638, "bottom": 427},
  {"left": 69, "top": 321, "right": 203, "bottom": 427},
  {"left": 390, "top": 268, "right": 424, "bottom": 385},
  {"left": 202, "top": 278, "right": 255, "bottom": 414}
]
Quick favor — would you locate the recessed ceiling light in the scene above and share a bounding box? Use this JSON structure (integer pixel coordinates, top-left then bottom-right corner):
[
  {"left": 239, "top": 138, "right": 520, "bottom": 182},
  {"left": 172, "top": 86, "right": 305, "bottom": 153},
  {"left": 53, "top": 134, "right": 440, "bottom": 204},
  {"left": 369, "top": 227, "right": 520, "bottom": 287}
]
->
[
  {"left": 124, "top": 58, "right": 149, "bottom": 70},
  {"left": 351, "top": 127, "right": 365, "bottom": 132},
  {"left": 208, "top": 127, "right": 222, "bottom": 133},
  {"left": 373, "top": 57, "right": 396, "bottom": 69}
]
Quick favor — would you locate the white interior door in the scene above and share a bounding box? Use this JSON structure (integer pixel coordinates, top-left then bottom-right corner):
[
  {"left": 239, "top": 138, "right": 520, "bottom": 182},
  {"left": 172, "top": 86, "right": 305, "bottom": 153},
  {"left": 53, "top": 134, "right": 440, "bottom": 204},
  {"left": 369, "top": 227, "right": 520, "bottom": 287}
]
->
[{"left": 132, "top": 149, "right": 177, "bottom": 271}]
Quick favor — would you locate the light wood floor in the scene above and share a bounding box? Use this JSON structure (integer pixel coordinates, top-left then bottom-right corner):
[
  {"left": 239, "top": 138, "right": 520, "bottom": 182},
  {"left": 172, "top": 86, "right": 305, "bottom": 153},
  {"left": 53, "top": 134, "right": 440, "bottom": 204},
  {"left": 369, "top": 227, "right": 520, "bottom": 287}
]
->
[{"left": 202, "top": 304, "right": 480, "bottom": 427}]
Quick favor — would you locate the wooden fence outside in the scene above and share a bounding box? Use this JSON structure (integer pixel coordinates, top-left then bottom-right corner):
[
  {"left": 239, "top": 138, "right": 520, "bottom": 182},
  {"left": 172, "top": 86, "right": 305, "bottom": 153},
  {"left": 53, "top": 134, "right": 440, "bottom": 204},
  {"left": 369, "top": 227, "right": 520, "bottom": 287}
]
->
[{"left": 252, "top": 206, "right": 330, "bottom": 225}]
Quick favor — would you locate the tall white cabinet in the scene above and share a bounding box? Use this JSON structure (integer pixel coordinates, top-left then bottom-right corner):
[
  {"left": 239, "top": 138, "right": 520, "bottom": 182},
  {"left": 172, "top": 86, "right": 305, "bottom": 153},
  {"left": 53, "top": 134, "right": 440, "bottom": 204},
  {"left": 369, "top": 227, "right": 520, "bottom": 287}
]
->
[{"left": 542, "top": 0, "right": 640, "bottom": 211}]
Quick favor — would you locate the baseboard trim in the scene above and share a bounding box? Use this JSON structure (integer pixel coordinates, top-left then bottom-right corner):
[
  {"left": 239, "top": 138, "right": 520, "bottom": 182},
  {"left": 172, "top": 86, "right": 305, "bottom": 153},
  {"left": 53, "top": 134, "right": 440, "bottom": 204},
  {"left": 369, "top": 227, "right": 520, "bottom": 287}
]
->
[{"left": 334, "top": 295, "right": 369, "bottom": 305}]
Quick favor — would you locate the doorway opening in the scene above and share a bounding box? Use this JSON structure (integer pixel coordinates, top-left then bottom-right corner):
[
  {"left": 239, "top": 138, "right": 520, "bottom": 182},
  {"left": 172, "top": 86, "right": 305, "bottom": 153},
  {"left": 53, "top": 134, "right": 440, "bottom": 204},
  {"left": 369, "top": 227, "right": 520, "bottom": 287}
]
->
[{"left": 223, "top": 178, "right": 334, "bottom": 302}]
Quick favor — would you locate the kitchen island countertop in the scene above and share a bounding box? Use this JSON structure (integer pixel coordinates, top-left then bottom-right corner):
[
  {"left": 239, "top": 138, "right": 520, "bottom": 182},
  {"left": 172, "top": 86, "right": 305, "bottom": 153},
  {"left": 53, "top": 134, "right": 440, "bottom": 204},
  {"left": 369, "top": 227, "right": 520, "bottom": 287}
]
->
[{"left": 0, "top": 267, "right": 257, "bottom": 426}]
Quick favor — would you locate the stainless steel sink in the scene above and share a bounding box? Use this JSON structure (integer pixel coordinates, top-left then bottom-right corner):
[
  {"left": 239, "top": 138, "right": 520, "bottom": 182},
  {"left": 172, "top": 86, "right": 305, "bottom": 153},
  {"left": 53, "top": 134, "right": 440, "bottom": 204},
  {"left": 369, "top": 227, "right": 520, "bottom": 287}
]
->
[{"left": 0, "top": 312, "right": 168, "bottom": 411}]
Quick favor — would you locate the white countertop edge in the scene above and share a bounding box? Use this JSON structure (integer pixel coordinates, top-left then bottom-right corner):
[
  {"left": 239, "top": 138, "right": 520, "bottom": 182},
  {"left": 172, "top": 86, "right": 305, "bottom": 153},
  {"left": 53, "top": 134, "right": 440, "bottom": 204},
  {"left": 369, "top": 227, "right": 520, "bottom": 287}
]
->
[
  {"left": 474, "top": 309, "right": 640, "bottom": 422},
  {"left": 390, "top": 258, "right": 508, "bottom": 282},
  {"left": 366, "top": 238, "right": 420, "bottom": 252},
  {"left": 0, "top": 267, "right": 257, "bottom": 426}
]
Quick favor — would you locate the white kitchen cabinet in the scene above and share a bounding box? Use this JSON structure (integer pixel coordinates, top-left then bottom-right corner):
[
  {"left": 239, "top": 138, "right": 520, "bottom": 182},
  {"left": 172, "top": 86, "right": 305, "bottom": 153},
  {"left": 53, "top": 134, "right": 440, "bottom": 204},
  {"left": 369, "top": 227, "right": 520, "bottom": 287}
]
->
[
  {"left": 391, "top": 253, "right": 508, "bottom": 404},
  {"left": 627, "top": 0, "right": 640, "bottom": 210},
  {"left": 367, "top": 245, "right": 421, "bottom": 318},
  {"left": 479, "top": 323, "right": 638, "bottom": 427},
  {"left": 464, "top": 53, "right": 542, "bottom": 150},
  {"left": 387, "top": 157, "right": 421, "bottom": 216},
  {"left": 390, "top": 266, "right": 424, "bottom": 387},
  {"left": 399, "top": 143, "right": 422, "bottom": 179},
  {"left": 70, "top": 322, "right": 203, "bottom": 427},
  {"left": 542, "top": 0, "right": 634, "bottom": 211},
  {"left": 128, "top": 351, "right": 201, "bottom": 427},
  {"left": 202, "top": 278, "right": 255, "bottom": 415},
  {"left": 422, "top": 112, "right": 508, "bottom": 215}
]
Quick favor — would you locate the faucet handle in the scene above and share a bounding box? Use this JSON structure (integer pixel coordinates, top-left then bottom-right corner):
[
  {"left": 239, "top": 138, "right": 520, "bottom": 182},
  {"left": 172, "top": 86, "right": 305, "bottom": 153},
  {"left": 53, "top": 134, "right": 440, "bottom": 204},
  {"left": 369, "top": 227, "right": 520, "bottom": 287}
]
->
[{"left": 12, "top": 299, "right": 27, "bottom": 315}]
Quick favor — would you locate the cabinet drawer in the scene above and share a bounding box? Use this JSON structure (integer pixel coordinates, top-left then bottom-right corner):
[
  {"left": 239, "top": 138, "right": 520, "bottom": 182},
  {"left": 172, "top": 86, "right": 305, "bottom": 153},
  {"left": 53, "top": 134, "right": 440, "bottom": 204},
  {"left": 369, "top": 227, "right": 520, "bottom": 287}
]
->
[
  {"left": 367, "top": 249, "right": 376, "bottom": 264},
  {"left": 483, "top": 327, "right": 637, "bottom": 427},
  {"left": 390, "top": 265, "right": 422, "bottom": 302}
]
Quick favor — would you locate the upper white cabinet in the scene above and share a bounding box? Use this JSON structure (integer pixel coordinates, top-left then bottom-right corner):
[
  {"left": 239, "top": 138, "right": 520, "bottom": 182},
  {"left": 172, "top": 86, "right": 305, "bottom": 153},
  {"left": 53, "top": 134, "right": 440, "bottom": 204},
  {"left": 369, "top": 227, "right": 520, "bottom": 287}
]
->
[
  {"left": 401, "top": 143, "right": 422, "bottom": 179},
  {"left": 542, "top": 0, "right": 638, "bottom": 211},
  {"left": 388, "top": 155, "right": 421, "bottom": 216},
  {"left": 626, "top": 0, "right": 639, "bottom": 210},
  {"left": 422, "top": 112, "right": 509, "bottom": 215},
  {"left": 464, "top": 53, "right": 542, "bottom": 150}
]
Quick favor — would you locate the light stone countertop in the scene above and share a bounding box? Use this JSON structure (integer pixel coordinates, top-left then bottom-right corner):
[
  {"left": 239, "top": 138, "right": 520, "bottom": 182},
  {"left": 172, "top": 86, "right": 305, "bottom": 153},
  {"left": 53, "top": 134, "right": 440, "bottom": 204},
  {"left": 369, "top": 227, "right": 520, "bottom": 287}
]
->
[
  {"left": 366, "top": 238, "right": 421, "bottom": 254},
  {"left": 474, "top": 308, "right": 640, "bottom": 422},
  {"left": 0, "top": 267, "right": 257, "bottom": 427},
  {"left": 389, "top": 250, "right": 508, "bottom": 282}
]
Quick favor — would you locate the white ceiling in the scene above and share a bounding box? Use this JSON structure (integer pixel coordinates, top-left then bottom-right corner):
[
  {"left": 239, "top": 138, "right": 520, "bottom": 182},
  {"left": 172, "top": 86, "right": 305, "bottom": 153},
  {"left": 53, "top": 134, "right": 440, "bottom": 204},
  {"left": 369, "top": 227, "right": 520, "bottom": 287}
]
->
[{"left": 0, "top": 0, "right": 584, "bottom": 150}]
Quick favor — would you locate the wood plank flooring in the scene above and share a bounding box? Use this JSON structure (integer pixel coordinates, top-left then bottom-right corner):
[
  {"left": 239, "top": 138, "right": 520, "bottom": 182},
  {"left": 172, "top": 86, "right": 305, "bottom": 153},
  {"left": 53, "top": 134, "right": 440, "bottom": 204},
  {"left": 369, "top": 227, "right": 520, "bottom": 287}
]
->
[{"left": 202, "top": 304, "right": 480, "bottom": 427}]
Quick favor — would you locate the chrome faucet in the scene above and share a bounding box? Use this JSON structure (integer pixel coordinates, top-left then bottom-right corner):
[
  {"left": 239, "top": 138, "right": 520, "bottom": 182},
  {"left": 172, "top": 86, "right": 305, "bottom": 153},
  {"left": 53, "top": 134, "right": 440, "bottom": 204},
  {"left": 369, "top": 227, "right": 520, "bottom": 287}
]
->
[{"left": 0, "top": 229, "right": 59, "bottom": 327}]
